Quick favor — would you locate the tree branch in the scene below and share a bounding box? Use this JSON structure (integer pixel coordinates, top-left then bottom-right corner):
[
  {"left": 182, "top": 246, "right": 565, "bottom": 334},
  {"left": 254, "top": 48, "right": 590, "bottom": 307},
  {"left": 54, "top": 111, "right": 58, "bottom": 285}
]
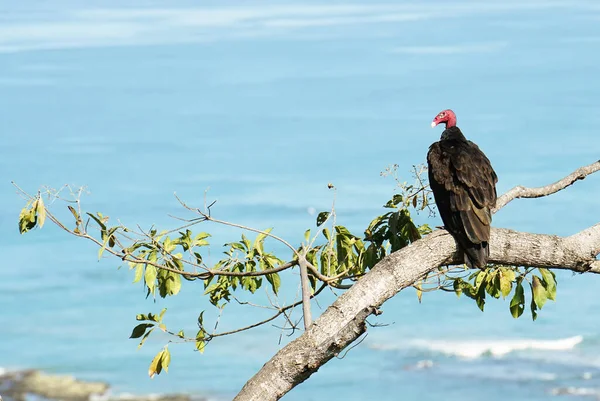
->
[
  {"left": 233, "top": 160, "right": 600, "bottom": 401},
  {"left": 493, "top": 160, "right": 600, "bottom": 212},
  {"left": 297, "top": 253, "right": 313, "bottom": 329},
  {"left": 233, "top": 225, "right": 600, "bottom": 401}
]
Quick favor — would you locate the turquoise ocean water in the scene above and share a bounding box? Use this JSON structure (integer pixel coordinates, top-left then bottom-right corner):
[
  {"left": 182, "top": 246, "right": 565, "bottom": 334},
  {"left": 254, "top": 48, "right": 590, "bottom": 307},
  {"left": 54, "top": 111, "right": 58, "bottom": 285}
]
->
[{"left": 1, "top": 1, "right": 600, "bottom": 400}]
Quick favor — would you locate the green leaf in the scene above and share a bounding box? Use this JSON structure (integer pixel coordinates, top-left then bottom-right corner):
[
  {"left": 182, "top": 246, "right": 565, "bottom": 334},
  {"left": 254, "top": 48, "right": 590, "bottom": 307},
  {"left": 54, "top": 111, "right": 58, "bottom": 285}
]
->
[
  {"left": 178, "top": 230, "right": 192, "bottom": 251},
  {"left": 137, "top": 327, "right": 154, "bottom": 349},
  {"left": 159, "top": 267, "right": 182, "bottom": 297},
  {"left": 130, "top": 323, "right": 153, "bottom": 338},
  {"left": 133, "top": 264, "right": 144, "bottom": 283},
  {"left": 158, "top": 308, "right": 167, "bottom": 322},
  {"left": 530, "top": 298, "right": 538, "bottom": 321},
  {"left": 67, "top": 205, "right": 80, "bottom": 223},
  {"left": 474, "top": 270, "right": 487, "bottom": 291},
  {"left": 241, "top": 276, "right": 259, "bottom": 293},
  {"left": 197, "top": 311, "right": 205, "bottom": 327},
  {"left": 266, "top": 273, "right": 281, "bottom": 295},
  {"left": 145, "top": 265, "right": 157, "bottom": 294},
  {"left": 532, "top": 275, "right": 548, "bottom": 309},
  {"left": 148, "top": 350, "right": 164, "bottom": 378},
  {"left": 86, "top": 212, "right": 107, "bottom": 231},
  {"left": 539, "top": 268, "right": 557, "bottom": 301},
  {"left": 501, "top": 268, "right": 516, "bottom": 282},
  {"left": 162, "top": 347, "right": 171, "bottom": 373},
  {"left": 364, "top": 214, "right": 386, "bottom": 241},
  {"left": 163, "top": 237, "right": 176, "bottom": 253},
  {"left": 36, "top": 197, "right": 46, "bottom": 228},
  {"left": 108, "top": 228, "right": 117, "bottom": 248},
  {"left": 418, "top": 224, "right": 432, "bottom": 236},
  {"left": 499, "top": 273, "right": 512, "bottom": 299},
  {"left": 320, "top": 248, "right": 337, "bottom": 276},
  {"left": 241, "top": 234, "right": 251, "bottom": 251},
  {"left": 167, "top": 272, "right": 181, "bottom": 296},
  {"left": 384, "top": 194, "right": 403, "bottom": 208},
  {"left": 194, "top": 234, "right": 209, "bottom": 243},
  {"left": 194, "top": 232, "right": 211, "bottom": 246},
  {"left": 227, "top": 242, "right": 246, "bottom": 252},
  {"left": 98, "top": 238, "right": 109, "bottom": 260},
  {"left": 415, "top": 282, "right": 423, "bottom": 303},
  {"left": 196, "top": 330, "right": 206, "bottom": 353},
  {"left": 510, "top": 279, "right": 525, "bottom": 318},
  {"left": 453, "top": 278, "right": 463, "bottom": 298},
  {"left": 485, "top": 271, "right": 501, "bottom": 299},
  {"left": 475, "top": 291, "right": 486, "bottom": 311},
  {"left": 18, "top": 202, "right": 37, "bottom": 234},
  {"left": 253, "top": 228, "right": 272, "bottom": 255},
  {"left": 177, "top": 330, "right": 185, "bottom": 338},
  {"left": 316, "top": 211, "right": 330, "bottom": 227},
  {"left": 304, "top": 229, "right": 311, "bottom": 243}
]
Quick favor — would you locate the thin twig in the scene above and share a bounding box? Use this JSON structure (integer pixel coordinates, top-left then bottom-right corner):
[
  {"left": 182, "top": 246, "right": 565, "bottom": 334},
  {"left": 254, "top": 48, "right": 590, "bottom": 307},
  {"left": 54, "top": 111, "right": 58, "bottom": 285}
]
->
[
  {"left": 207, "top": 284, "right": 327, "bottom": 339},
  {"left": 174, "top": 193, "right": 299, "bottom": 255},
  {"left": 494, "top": 159, "right": 600, "bottom": 213}
]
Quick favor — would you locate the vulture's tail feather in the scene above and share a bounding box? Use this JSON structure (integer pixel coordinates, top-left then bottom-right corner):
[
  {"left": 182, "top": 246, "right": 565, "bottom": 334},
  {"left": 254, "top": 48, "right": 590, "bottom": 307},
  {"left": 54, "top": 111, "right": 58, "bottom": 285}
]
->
[{"left": 462, "top": 242, "right": 489, "bottom": 269}]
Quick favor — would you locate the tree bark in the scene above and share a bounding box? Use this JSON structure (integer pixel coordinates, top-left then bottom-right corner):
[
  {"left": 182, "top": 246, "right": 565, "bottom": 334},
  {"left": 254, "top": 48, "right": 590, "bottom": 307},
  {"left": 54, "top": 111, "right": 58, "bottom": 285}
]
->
[{"left": 233, "top": 160, "right": 600, "bottom": 401}]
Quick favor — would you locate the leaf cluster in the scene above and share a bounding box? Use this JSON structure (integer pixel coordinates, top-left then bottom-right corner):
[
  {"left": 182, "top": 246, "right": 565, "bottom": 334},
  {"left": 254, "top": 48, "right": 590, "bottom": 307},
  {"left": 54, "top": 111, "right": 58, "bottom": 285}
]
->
[
  {"left": 302, "top": 193, "right": 431, "bottom": 290},
  {"left": 447, "top": 266, "right": 557, "bottom": 320},
  {"left": 202, "top": 229, "right": 284, "bottom": 307},
  {"left": 18, "top": 196, "right": 46, "bottom": 233}
]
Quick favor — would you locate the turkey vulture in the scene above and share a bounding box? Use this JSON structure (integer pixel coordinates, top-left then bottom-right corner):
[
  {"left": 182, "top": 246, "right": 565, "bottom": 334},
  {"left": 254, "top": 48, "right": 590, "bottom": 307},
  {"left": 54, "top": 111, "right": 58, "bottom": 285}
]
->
[{"left": 427, "top": 109, "right": 497, "bottom": 268}]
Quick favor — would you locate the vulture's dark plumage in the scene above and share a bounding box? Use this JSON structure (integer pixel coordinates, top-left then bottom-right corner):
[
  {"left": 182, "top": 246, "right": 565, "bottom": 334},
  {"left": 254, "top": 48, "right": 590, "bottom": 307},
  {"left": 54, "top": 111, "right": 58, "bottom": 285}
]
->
[{"left": 427, "top": 109, "right": 497, "bottom": 268}]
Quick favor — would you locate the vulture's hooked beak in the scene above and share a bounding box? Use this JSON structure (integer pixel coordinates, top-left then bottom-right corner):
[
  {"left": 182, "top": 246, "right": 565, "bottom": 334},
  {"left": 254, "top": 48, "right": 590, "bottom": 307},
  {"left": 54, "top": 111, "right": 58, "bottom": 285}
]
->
[{"left": 431, "top": 121, "right": 438, "bottom": 128}]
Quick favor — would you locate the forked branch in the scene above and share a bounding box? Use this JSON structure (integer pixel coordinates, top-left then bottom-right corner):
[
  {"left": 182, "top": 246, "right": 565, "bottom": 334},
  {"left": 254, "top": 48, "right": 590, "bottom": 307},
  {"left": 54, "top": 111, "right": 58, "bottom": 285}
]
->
[{"left": 493, "top": 160, "right": 600, "bottom": 212}]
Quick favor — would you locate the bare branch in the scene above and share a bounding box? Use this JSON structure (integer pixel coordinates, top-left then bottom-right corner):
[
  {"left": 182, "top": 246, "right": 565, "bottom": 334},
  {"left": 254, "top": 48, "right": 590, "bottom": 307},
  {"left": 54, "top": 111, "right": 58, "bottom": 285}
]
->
[
  {"left": 494, "top": 159, "right": 600, "bottom": 212},
  {"left": 174, "top": 193, "right": 299, "bottom": 255},
  {"left": 297, "top": 254, "right": 313, "bottom": 329},
  {"left": 206, "top": 284, "right": 327, "bottom": 339}
]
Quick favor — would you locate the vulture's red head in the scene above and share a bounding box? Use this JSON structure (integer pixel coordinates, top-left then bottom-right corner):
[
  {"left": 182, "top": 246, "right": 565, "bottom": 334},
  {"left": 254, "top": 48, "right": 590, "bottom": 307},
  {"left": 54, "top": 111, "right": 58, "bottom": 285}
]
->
[{"left": 431, "top": 109, "right": 457, "bottom": 128}]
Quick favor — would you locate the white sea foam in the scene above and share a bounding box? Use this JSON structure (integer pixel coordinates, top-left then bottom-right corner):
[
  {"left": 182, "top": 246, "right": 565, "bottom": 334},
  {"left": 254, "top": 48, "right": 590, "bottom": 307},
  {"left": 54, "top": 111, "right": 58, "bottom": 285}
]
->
[
  {"left": 550, "top": 386, "right": 600, "bottom": 397},
  {"left": 403, "top": 359, "right": 434, "bottom": 370},
  {"left": 416, "top": 336, "right": 583, "bottom": 359},
  {"left": 370, "top": 336, "right": 584, "bottom": 359}
]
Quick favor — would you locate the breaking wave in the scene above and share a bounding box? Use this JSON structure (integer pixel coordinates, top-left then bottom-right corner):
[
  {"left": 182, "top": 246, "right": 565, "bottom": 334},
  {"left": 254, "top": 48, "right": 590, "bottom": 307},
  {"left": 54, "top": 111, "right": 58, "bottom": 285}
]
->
[
  {"left": 370, "top": 335, "right": 584, "bottom": 359},
  {"left": 550, "top": 386, "right": 600, "bottom": 398},
  {"left": 403, "top": 359, "right": 434, "bottom": 370}
]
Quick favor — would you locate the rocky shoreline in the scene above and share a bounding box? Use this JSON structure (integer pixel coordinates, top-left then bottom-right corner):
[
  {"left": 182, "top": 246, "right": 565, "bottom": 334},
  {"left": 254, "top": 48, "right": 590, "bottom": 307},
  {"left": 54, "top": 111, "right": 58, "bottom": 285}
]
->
[{"left": 0, "top": 370, "right": 202, "bottom": 401}]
